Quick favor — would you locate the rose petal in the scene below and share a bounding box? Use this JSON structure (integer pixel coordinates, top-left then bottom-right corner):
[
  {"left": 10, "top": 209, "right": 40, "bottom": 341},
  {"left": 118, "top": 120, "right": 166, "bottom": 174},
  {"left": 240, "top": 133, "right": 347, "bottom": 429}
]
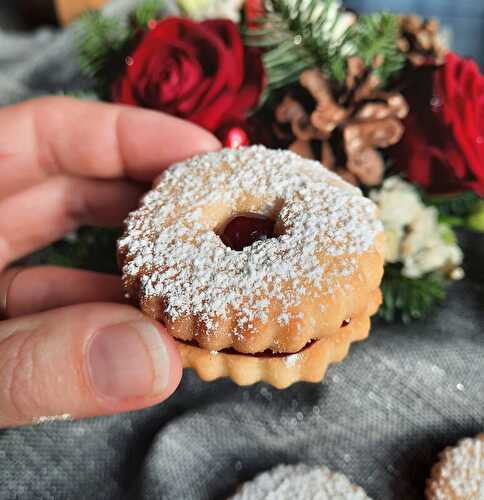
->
[
  {"left": 202, "top": 20, "right": 244, "bottom": 89},
  {"left": 111, "top": 17, "right": 264, "bottom": 133},
  {"left": 392, "top": 52, "right": 484, "bottom": 195}
]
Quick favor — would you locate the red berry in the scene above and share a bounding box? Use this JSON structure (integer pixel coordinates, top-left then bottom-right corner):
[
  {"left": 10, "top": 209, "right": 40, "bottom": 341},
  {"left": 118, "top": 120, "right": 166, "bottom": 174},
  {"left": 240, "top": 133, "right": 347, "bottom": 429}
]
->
[
  {"left": 224, "top": 127, "right": 250, "bottom": 149},
  {"left": 220, "top": 213, "right": 275, "bottom": 251}
]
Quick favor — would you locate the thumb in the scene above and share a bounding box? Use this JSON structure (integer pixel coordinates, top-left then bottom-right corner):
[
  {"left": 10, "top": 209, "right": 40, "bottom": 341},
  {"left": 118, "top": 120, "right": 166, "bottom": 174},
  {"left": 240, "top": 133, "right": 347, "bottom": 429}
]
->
[{"left": 0, "top": 303, "right": 182, "bottom": 428}]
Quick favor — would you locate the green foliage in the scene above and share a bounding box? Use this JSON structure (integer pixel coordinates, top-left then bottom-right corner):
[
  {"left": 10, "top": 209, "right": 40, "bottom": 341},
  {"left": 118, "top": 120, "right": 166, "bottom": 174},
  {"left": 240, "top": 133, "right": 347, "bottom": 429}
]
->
[
  {"left": 351, "top": 12, "right": 404, "bottom": 86},
  {"left": 425, "top": 190, "right": 481, "bottom": 217},
  {"left": 379, "top": 264, "right": 447, "bottom": 323},
  {"left": 77, "top": 11, "right": 130, "bottom": 92},
  {"left": 245, "top": 0, "right": 352, "bottom": 98},
  {"left": 466, "top": 200, "right": 484, "bottom": 232},
  {"left": 424, "top": 191, "right": 484, "bottom": 231},
  {"left": 134, "top": 0, "right": 164, "bottom": 28},
  {"left": 245, "top": 0, "right": 404, "bottom": 101},
  {"left": 25, "top": 227, "right": 121, "bottom": 275},
  {"left": 56, "top": 90, "right": 100, "bottom": 100},
  {"left": 77, "top": 0, "right": 164, "bottom": 96}
]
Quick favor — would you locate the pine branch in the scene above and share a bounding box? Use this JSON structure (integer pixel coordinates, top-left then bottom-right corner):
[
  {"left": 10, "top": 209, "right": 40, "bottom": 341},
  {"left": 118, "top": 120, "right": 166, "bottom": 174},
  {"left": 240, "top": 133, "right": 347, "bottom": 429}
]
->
[
  {"left": 77, "top": 11, "right": 130, "bottom": 95},
  {"left": 133, "top": 0, "right": 164, "bottom": 28},
  {"left": 22, "top": 227, "right": 121, "bottom": 275},
  {"left": 424, "top": 190, "right": 481, "bottom": 217},
  {"left": 379, "top": 264, "right": 447, "bottom": 323},
  {"left": 57, "top": 90, "right": 100, "bottom": 100},
  {"left": 245, "top": 1, "right": 403, "bottom": 101},
  {"left": 245, "top": 0, "right": 354, "bottom": 98},
  {"left": 351, "top": 12, "right": 405, "bottom": 86}
]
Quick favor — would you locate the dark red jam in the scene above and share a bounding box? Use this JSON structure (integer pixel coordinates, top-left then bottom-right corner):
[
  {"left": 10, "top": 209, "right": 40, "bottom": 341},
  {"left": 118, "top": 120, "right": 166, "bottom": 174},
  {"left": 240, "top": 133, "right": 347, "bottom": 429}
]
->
[{"left": 220, "top": 213, "right": 276, "bottom": 251}]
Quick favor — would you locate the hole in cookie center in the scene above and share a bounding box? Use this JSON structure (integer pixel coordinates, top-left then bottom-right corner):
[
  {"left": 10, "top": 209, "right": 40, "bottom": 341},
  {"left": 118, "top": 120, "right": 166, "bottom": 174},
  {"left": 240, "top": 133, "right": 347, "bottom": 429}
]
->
[{"left": 220, "top": 213, "right": 276, "bottom": 251}]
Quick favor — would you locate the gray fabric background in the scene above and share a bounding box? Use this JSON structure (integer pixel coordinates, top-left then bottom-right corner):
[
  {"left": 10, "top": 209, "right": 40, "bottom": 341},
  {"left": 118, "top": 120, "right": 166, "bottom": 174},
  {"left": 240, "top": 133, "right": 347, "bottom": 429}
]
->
[{"left": 0, "top": 2, "right": 483, "bottom": 499}]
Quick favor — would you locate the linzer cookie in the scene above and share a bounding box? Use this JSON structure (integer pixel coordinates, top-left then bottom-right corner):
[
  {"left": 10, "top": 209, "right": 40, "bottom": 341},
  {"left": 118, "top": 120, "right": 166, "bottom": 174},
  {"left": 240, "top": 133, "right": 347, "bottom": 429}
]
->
[
  {"left": 426, "top": 433, "right": 484, "bottom": 500},
  {"left": 229, "top": 464, "right": 372, "bottom": 500},
  {"left": 118, "top": 146, "right": 385, "bottom": 388}
]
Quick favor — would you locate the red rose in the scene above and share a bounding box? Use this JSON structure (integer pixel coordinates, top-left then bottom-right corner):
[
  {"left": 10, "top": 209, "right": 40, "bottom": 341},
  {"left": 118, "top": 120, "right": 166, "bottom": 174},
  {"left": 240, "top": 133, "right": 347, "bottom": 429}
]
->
[
  {"left": 112, "top": 17, "right": 265, "bottom": 134},
  {"left": 392, "top": 52, "right": 484, "bottom": 195}
]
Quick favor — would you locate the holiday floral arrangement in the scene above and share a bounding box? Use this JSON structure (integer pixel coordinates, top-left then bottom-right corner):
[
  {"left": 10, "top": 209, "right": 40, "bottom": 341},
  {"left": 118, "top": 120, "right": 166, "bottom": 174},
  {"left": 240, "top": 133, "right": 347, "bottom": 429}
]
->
[{"left": 43, "top": 0, "right": 484, "bottom": 323}]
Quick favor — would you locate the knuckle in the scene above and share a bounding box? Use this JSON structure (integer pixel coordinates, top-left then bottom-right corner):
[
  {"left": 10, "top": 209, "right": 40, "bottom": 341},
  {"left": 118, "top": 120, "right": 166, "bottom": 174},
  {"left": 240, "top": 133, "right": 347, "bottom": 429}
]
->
[
  {"left": 31, "top": 102, "right": 62, "bottom": 177},
  {"left": 60, "top": 178, "right": 92, "bottom": 225}
]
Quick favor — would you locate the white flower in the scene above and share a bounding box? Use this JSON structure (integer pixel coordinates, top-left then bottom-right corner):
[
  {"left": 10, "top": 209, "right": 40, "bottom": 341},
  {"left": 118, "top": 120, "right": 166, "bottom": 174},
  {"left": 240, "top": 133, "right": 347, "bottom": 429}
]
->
[
  {"left": 383, "top": 225, "right": 403, "bottom": 263},
  {"left": 401, "top": 205, "right": 438, "bottom": 258},
  {"left": 402, "top": 238, "right": 463, "bottom": 278},
  {"left": 371, "top": 177, "right": 463, "bottom": 278},
  {"left": 370, "top": 177, "right": 422, "bottom": 228},
  {"left": 177, "top": 0, "right": 244, "bottom": 22}
]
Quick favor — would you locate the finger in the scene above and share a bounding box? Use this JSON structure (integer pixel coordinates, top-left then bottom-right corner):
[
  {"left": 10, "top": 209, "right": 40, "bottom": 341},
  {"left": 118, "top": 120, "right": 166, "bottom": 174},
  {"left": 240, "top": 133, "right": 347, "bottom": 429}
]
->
[
  {"left": 0, "top": 303, "right": 183, "bottom": 428},
  {"left": 0, "top": 96, "right": 221, "bottom": 199},
  {"left": 2, "top": 267, "right": 126, "bottom": 318},
  {"left": 0, "top": 176, "right": 144, "bottom": 267}
]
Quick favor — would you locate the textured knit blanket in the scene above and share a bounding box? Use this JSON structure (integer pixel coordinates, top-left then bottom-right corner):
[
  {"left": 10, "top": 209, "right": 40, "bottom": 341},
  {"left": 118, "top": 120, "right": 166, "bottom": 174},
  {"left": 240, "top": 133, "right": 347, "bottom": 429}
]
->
[{"left": 0, "top": 2, "right": 484, "bottom": 499}]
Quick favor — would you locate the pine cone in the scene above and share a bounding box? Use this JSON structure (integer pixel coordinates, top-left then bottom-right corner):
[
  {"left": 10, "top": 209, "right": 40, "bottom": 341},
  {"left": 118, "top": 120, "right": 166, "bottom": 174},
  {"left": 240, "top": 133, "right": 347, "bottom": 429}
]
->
[
  {"left": 274, "top": 59, "right": 408, "bottom": 187},
  {"left": 398, "top": 14, "right": 447, "bottom": 66}
]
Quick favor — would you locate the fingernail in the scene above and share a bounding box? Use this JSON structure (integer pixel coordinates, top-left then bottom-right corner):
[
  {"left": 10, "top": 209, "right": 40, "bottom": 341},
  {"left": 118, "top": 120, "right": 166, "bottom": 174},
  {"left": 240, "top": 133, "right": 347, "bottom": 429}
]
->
[{"left": 88, "top": 321, "right": 170, "bottom": 401}]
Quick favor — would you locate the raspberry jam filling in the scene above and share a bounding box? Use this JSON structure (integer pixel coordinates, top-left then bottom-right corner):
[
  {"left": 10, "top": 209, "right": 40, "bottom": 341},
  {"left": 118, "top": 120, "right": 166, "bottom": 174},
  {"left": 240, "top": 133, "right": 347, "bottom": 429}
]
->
[
  {"left": 178, "top": 318, "right": 352, "bottom": 358},
  {"left": 178, "top": 339, "right": 316, "bottom": 358},
  {"left": 220, "top": 213, "right": 276, "bottom": 251}
]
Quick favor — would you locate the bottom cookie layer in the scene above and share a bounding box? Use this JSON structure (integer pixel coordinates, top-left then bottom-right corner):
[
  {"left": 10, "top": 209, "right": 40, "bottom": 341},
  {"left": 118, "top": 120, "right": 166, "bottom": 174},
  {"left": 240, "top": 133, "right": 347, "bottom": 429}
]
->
[{"left": 177, "top": 290, "right": 381, "bottom": 388}]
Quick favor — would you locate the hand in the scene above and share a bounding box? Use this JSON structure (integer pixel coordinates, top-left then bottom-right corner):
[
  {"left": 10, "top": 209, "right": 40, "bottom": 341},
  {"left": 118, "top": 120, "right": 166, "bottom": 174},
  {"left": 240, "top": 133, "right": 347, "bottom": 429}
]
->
[{"left": 0, "top": 97, "right": 220, "bottom": 428}]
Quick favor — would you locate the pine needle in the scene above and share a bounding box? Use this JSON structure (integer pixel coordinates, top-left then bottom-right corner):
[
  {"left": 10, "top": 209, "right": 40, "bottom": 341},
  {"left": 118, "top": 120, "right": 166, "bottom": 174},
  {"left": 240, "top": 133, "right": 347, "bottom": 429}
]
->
[
  {"left": 379, "top": 264, "right": 447, "bottom": 323},
  {"left": 351, "top": 12, "right": 404, "bottom": 85},
  {"left": 23, "top": 227, "right": 121, "bottom": 275},
  {"left": 77, "top": 11, "right": 129, "bottom": 81},
  {"left": 134, "top": 0, "right": 164, "bottom": 28},
  {"left": 245, "top": 0, "right": 351, "bottom": 97},
  {"left": 245, "top": 0, "right": 404, "bottom": 102},
  {"left": 425, "top": 191, "right": 481, "bottom": 217}
]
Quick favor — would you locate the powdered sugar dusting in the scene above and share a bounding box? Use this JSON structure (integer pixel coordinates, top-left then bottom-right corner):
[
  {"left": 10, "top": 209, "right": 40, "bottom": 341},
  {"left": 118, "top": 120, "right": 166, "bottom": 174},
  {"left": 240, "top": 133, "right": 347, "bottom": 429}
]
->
[
  {"left": 32, "top": 413, "right": 72, "bottom": 425},
  {"left": 428, "top": 434, "right": 484, "bottom": 499},
  {"left": 230, "top": 463, "right": 371, "bottom": 500},
  {"left": 283, "top": 353, "right": 300, "bottom": 367},
  {"left": 119, "top": 146, "right": 382, "bottom": 336}
]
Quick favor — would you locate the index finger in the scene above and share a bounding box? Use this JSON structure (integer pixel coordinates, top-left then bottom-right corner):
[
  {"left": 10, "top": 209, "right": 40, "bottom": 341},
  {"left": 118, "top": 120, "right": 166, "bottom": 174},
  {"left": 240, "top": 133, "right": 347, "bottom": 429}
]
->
[{"left": 0, "top": 96, "right": 221, "bottom": 199}]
